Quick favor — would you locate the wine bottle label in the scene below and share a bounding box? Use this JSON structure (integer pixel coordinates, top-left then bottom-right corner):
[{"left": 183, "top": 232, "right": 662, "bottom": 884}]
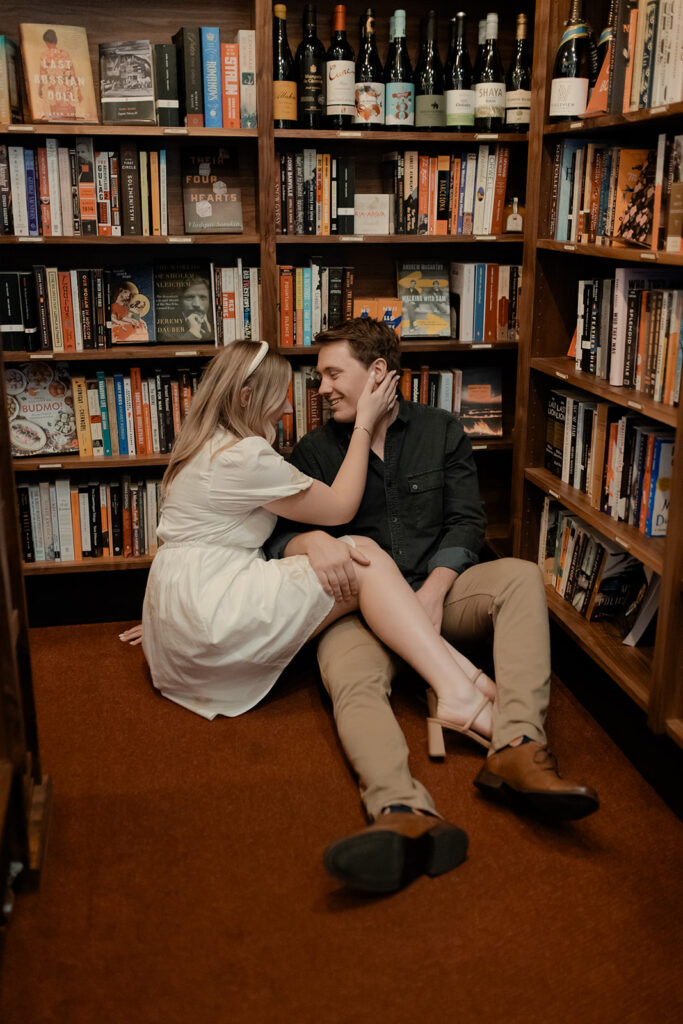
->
[
  {"left": 385, "top": 82, "right": 415, "bottom": 125},
  {"left": 474, "top": 82, "right": 505, "bottom": 119},
  {"left": 549, "top": 77, "right": 588, "bottom": 118},
  {"left": 446, "top": 88, "right": 475, "bottom": 127},
  {"left": 273, "top": 81, "right": 297, "bottom": 121},
  {"left": 505, "top": 89, "right": 531, "bottom": 124},
  {"left": 415, "top": 94, "right": 445, "bottom": 128},
  {"left": 301, "top": 65, "right": 324, "bottom": 115},
  {"left": 355, "top": 81, "right": 384, "bottom": 124},
  {"left": 326, "top": 61, "right": 355, "bottom": 116}
]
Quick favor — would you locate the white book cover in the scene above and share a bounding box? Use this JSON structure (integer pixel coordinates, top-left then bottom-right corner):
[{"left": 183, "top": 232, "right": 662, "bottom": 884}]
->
[
  {"left": 146, "top": 481, "right": 158, "bottom": 555},
  {"left": 8, "top": 146, "right": 28, "bottom": 235},
  {"left": 310, "top": 262, "right": 321, "bottom": 336},
  {"left": 650, "top": 438, "right": 674, "bottom": 536},
  {"left": 54, "top": 478, "right": 75, "bottom": 561},
  {"left": 39, "top": 480, "right": 55, "bottom": 560},
  {"left": 293, "top": 369, "right": 306, "bottom": 441},
  {"left": 44, "top": 267, "right": 62, "bottom": 351},
  {"left": 665, "top": 7, "right": 683, "bottom": 104},
  {"left": 234, "top": 258, "right": 244, "bottom": 339},
  {"left": 652, "top": 0, "right": 673, "bottom": 105},
  {"left": 250, "top": 267, "right": 260, "bottom": 339},
  {"left": 235, "top": 29, "right": 257, "bottom": 128},
  {"left": 437, "top": 370, "right": 453, "bottom": 412},
  {"left": 94, "top": 150, "right": 111, "bottom": 235},
  {"left": 482, "top": 149, "right": 497, "bottom": 235},
  {"left": 654, "top": 289, "right": 674, "bottom": 400},
  {"left": 561, "top": 393, "right": 576, "bottom": 484},
  {"left": 123, "top": 376, "right": 137, "bottom": 455},
  {"left": 45, "top": 138, "right": 63, "bottom": 236},
  {"left": 472, "top": 146, "right": 489, "bottom": 235},
  {"left": 28, "top": 483, "right": 45, "bottom": 561},
  {"left": 610, "top": 268, "right": 678, "bottom": 385},
  {"left": 630, "top": 0, "right": 649, "bottom": 110},
  {"left": 78, "top": 490, "right": 91, "bottom": 555},
  {"left": 57, "top": 147, "right": 73, "bottom": 236},
  {"left": 48, "top": 482, "right": 60, "bottom": 560},
  {"left": 463, "top": 152, "right": 478, "bottom": 232},
  {"left": 69, "top": 270, "right": 84, "bottom": 351},
  {"left": 87, "top": 380, "right": 104, "bottom": 455},
  {"left": 496, "top": 265, "right": 510, "bottom": 341},
  {"left": 576, "top": 279, "right": 589, "bottom": 370},
  {"left": 147, "top": 377, "right": 160, "bottom": 453},
  {"left": 449, "top": 262, "right": 476, "bottom": 340},
  {"left": 354, "top": 194, "right": 393, "bottom": 235}
]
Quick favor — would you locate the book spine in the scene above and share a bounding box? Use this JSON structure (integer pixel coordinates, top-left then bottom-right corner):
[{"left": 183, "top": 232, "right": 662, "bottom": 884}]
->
[
  {"left": 154, "top": 43, "right": 180, "bottom": 127},
  {"left": 95, "top": 151, "right": 112, "bottom": 236},
  {"left": 201, "top": 28, "right": 223, "bottom": 128},
  {"left": 236, "top": 30, "right": 257, "bottom": 128},
  {"left": 75, "top": 138, "right": 97, "bottom": 235},
  {"left": 23, "top": 148, "right": 40, "bottom": 236},
  {"left": 221, "top": 43, "right": 240, "bottom": 130},
  {"left": 174, "top": 28, "right": 204, "bottom": 126},
  {"left": 119, "top": 142, "right": 141, "bottom": 236}
]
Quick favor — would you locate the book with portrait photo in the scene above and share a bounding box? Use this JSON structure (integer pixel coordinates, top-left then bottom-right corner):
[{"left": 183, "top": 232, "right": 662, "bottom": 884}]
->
[
  {"left": 19, "top": 23, "right": 98, "bottom": 123},
  {"left": 106, "top": 266, "right": 156, "bottom": 344},
  {"left": 6, "top": 361, "right": 78, "bottom": 457},
  {"left": 154, "top": 262, "right": 215, "bottom": 343},
  {"left": 181, "top": 148, "right": 242, "bottom": 233},
  {"left": 396, "top": 262, "right": 450, "bottom": 338},
  {"left": 99, "top": 40, "right": 156, "bottom": 125}
]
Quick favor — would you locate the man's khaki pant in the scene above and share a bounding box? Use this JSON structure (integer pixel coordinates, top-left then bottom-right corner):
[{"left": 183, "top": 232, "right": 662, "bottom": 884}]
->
[{"left": 316, "top": 557, "right": 551, "bottom": 821}]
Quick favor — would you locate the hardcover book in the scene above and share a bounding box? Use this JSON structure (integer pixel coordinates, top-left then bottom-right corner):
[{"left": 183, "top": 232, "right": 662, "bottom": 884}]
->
[
  {"left": 458, "top": 367, "right": 503, "bottom": 438},
  {"left": 181, "top": 148, "right": 242, "bottom": 233},
  {"left": 6, "top": 361, "right": 78, "bottom": 456},
  {"left": 154, "top": 262, "right": 215, "bottom": 342},
  {"left": 396, "top": 262, "right": 450, "bottom": 338},
  {"left": 613, "top": 147, "right": 656, "bottom": 247},
  {"left": 0, "top": 36, "right": 22, "bottom": 123},
  {"left": 19, "top": 24, "right": 97, "bottom": 123},
  {"left": 99, "top": 40, "right": 156, "bottom": 125},
  {"left": 106, "top": 267, "right": 156, "bottom": 344}
]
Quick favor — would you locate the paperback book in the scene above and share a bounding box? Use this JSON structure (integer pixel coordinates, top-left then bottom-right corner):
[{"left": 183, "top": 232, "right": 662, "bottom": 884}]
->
[
  {"left": 154, "top": 262, "right": 215, "bottom": 342},
  {"left": 107, "top": 267, "right": 156, "bottom": 343},
  {"left": 457, "top": 367, "right": 503, "bottom": 438},
  {"left": 181, "top": 148, "right": 242, "bottom": 233},
  {"left": 99, "top": 40, "right": 156, "bottom": 125},
  {"left": 19, "top": 23, "right": 97, "bottom": 123},
  {"left": 6, "top": 361, "right": 78, "bottom": 456},
  {"left": 396, "top": 262, "right": 450, "bottom": 338}
]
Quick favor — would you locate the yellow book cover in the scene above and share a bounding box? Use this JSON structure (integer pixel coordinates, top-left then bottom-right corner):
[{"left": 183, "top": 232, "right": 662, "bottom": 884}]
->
[
  {"left": 322, "top": 152, "right": 331, "bottom": 236},
  {"left": 149, "top": 150, "right": 161, "bottom": 236},
  {"left": 20, "top": 24, "right": 98, "bottom": 123},
  {"left": 71, "top": 375, "right": 93, "bottom": 456}
]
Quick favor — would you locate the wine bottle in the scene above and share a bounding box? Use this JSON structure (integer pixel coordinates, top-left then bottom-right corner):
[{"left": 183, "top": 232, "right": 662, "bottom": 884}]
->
[
  {"left": 596, "top": 0, "right": 617, "bottom": 72},
  {"left": 385, "top": 9, "right": 415, "bottom": 129},
  {"left": 474, "top": 12, "right": 505, "bottom": 131},
  {"left": 472, "top": 19, "right": 486, "bottom": 82},
  {"left": 505, "top": 13, "right": 532, "bottom": 132},
  {"left": 444, "top": 12, "right": 474, "bottom": 131},
  {"left": 386, "top": 14, "right": 397, "bottom": 72},
  {"left": 273, "top": 3, "right": 297, "bottom": 129},
  {"left": 326, "top": 4, "right": 356, "bottom": 128},
  {"left": 295, "top": 4, "right": 326, "bottom": 129},
  {"left": 355, "top": 8, "right": 384, "bottom": 128},
  {"left": 415, "top": 11, "right": 445, "bottom": 130},
  {"left": 548, "top": 0, "right": 592, "bottom": 121}
]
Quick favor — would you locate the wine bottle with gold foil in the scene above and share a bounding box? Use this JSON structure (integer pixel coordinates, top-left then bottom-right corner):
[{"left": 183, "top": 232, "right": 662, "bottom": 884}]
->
[
  {"left": 273, "top": 3, "right": 297, "bottom": 128},
  {"left": 548, "top": 0, "right": 592, "bottom": 121}
]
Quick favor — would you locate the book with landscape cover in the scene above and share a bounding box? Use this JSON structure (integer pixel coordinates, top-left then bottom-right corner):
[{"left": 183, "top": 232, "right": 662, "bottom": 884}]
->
[
  {"left": 181, "top": 148, "right": 242, "bottom": 233},
  {"left": 396, "top": 262, "right": 450, "bottom": 338},
  {"left": 458, "top": 366, "right": 503, "bottom": 438},
  {"left": 6, "top": 361, "right": 78, "bottom": 456},
  {"left": 99, "top": 40, "right": 156, "bottom": 125},
  {"left": 613, "top": 147, "right": 656, "bottom": 247},
  {"left": 106, "top": 267, "right": 156, "bottom": 344},
  {"left": 154, "top": 262, "right": 215, "bottom": 342},
  {"left": 19, "top": 24, "right": 97, "bottom": 123}
]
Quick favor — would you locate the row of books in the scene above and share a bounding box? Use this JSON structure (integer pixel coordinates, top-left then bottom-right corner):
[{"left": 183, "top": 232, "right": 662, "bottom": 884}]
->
[
  {"left": 590, "top": 0, "right": 683, "bottom": 117},
  {"left": 537, "top": 497, "right": 660, "bottom": 645},
  {"left": 0, "top": 25, "right": 257, "bottom": 128},
  {"left": 275, "top": 144, "right": 513, "bottom": 238},
  {"left": 16, "top": 475, "right": 162, "bottom": 564},
  {"left": 0, "top": 259, "right": 260, "bottom": 351},
  {"left": 278, "top": 264, "right": 354, "bottom": 346},
  {"left": 0, "top": 141, "right": 244, "bottom": 237},
  {"left": 449, "top": 263, "right": 522, "bottom": 342},
  {"left": 545, "top": 388, "right": 673, "bottom": 537},
  {"left": 572, "top": 273, "right": 682, "bottom": 404},
  {"left": 7, "top": 360, "right": 201, "bottom": 459}
]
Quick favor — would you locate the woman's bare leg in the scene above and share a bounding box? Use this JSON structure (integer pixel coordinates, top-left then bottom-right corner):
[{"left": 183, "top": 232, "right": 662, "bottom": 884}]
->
[{"left": 310, "top": 538, "right": 492, "bottom": 736}]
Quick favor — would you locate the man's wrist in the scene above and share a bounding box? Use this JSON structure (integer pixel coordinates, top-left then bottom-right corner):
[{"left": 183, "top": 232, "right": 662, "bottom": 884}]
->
[{"left": 425, "top": 566, "right": 458, "bottom": 598}]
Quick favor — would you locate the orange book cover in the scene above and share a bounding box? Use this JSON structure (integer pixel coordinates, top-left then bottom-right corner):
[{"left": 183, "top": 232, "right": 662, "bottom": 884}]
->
[
  {"left": 279, "top": 267, "right": 294, "bottom": 345},
  {"left": 417, "top": 155, "right": 429, "bottom": 234},
  {"left": 419, "top": 365, "right": 429, "bottom": 404},
  {"left": 604, "top": 420, "right": 619, "bottom": 512},
  {"left": 129, "top": 367, "right": 147, "bottom": 455},
  {"left": 435, "top": 154, "right": 450, "bottom": 236},
  {"left": 322, "top": 153, "right": 331, "bottom": 236},
  {"left": 221, "top": 43, "right": 240, "bottom": 130},
  {"left": 20, "top": 23, "right": 98, "bottom": 123},
  {"left": 170, "top": 379, "right": 182, "bottom": 435},
  {"left": 376, "top": 298, "right": 402, "bottom": 338},
  {"left": 122, "top": 476, "right": 132, "bottom": 558},
  {"left": 400, "top": 369, "right": 412, "bottom": 400},
  {"left": 353, "top": 299, "right": 378, "bottom": 319},
  {"left": 567, "top": 326, "right": 577, "bottom": 358},
  {"left": 69, "top": 486, "right": 82, "bottom": 560},
  {"left": 638, "top": 433, "right": 656, "bottom": 531},
  {"left": 281, "top": 377, "right": 294, "bottom": 448},
  {"left": 584, "top": 50, "right": 610, "bottom": 115},
  {"left": 57, "top": 271, "right": 76, "bottom": 350},
  {"left": 663, "top": 304, "right": 680, "bottom": 405},
  {"left": 449, "top": 156, "right": 461, "bottom": 235},
  {"left": 622, "top": 8, "right": 638, "bottom": 113},
  {"left": 141, "top": 383, "right": 154, "bottom": 452},
  {"left": 612, "top": 148, "right": 656, "bottom": 247},
  {"left": 149, "top": 151, "right": 161, "bottom": 236},
  {"left": 490, "top": 145, "right": 509, "bottom": 235},
  {"left": 36, "top": 147, "right": 52, "bottom": 234},
  {"left": 634, "top": 290, "right": 651, "bottom": 390},
  {"left": 484, "top": 264, "right": 499, "bottom": 342}
]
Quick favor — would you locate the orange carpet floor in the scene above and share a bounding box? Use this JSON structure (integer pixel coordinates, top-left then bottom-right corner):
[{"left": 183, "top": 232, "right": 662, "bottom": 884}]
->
[{"left": 1, "top": 621, "right": 682, "bottom": 1024}]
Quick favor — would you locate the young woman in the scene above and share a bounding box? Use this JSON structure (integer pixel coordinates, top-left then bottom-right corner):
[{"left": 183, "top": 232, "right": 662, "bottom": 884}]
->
[{"left": 132, "top": 340, "right": 494, "bottom": 746}]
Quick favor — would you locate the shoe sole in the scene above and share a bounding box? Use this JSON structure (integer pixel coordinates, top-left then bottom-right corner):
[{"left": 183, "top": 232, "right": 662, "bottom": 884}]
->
[
  {"left": 323, "top": 822, "right": 468, "bottom": 894},
  {"left": 474, "top": 769, "right": 599, "bottom": 821}
]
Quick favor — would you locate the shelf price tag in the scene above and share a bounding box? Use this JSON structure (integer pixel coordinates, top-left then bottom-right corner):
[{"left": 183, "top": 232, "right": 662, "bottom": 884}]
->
[
  {"left": 175, "top": 350, "right": 198, "bottom": 356},
  {"left": 569, "top": 121, "right": 583, "bottom": 129},
  {"left": 650, "top": 106, "right": 667, "bottom": 115},
  {"left": 471, "top": 444, "right": 488, "bottom": 450},
  {"left": 163, "top": 127, "right": 189, "bottom": 134},
  {"left": 39, "top": 463, "right": 61, "bottom": 469},
  {"left": 340, "top": 235, "right": 363, "bottom": 242},
  {"left": 563, "top": 244, "right": 576, "bottom": 251},
  {"left": 18, "top": 236, "right": 44, "bottom": 242},
  {"left": 548, "top": 489, "right": 559, "bottom": 500},
  {"left": 615, "top": 536, "right": 630, "bottom": 550},
  {"left": 472, "top": 343, "right": 492, "bottom": 349},
  {"left": 555, "top": 370, "right": 569, "bottom": 380},
  {"left": 337, "top": 131, "right": 357, "bottom": 138},
  {"left": 7, "top": 124, "right": 35, "bottom": 132},
  {"left": 640, "top": 252, "right": 656, "bottom": 260},
  {"left": 167, "top": 236, "right": 193, "bottom": 244},
  {"left": 475, "top": 133, "right": 497, "bottom": 140},
  {"left": 475, "top": 235, "right": 495, "bottom": 241},
  {"left": 627, "top": 400, "right": 643, "bottom": 411},
  {"left": 30, "top": 352, "right": 53, "bottom": 358}
]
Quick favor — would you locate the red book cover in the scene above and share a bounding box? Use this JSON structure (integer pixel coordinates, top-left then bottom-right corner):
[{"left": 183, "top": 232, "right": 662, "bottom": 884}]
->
[
  {"left": 221, "top": 43, "right": 240, "bottom": 131},
  {"left": 484, "top": 264, "right": 499, "bottom": 342},
  {"left": 417, "top": 155, "right": 429, "bottom": 234},
  {"left": 170, "top": 379, "right": 182, "bottom": 436},
  {"left": 449, "top": 156, "right": 461, "bottom": 235},
  {"left": 419, "top": 365, "right": 429, "bottom": 404},
  {"left": 129, "top": 367, "right": 147, "bottom": 455},
  {"left": 490, "top": 145, "right": 510, "bottom": 235},
  {"left": 279, "top": 267, "right": 294, "bottom": 345}
]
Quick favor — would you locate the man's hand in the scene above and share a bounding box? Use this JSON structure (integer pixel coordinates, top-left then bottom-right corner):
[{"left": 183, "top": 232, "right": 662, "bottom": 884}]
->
[
  {"left": 415, "top": 567, "right": 458, "bottom": 632},
  {"left": 284, "top": 531, "right": 371, "bottom": 602}
]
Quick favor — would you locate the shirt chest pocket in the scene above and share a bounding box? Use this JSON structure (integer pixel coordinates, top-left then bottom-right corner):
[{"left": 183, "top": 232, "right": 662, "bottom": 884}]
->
[{"left": 401, "top": 468, "right": 444, "bottom": 527}]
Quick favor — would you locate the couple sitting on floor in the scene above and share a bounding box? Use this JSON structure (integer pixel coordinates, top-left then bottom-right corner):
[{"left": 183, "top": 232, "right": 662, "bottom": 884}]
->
[{"left": 121, "top": 318, "right": 599, "bottom": 894}]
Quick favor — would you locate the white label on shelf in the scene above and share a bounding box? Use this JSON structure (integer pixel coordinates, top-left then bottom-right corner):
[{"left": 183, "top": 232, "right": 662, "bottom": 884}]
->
[
  {"left": 564, "top": 244, "right": 576, "bottom": 251},
  {"left": 39, "top": 463, "right": 60, "bottom": 469},
  {"left": 615, "top": 536, "right": 630, "bottom": 550},
  {"left": 337, "top": 131, "right": 357, "bottom": 137},
  {"left": 472, "top": 343, "right": 492, "bottom": 349},
  {"left": 555, "top": 370, "right": 569, "bottom": 380},
  {"left": 650, "top": 105, "right": 667, "bottom": 115},
  {"left": 167, "top": 236, "right": 193, "bottom": 244},
  {"left": 163, "top": 126, "right": 189, "bottom": 134},
  {"left": 7, "top": 123, "right": 35, "bottom": 132},
  {"left": 549, "top": 489, "right": 559, "bottom": 500},
  {"left": 18, "top": 236, "right": 43, "bottom": 242},
  {"left": 640, "top": 252, "right": 656, "bottom": 260},
  {"left": 471, "top": 444, "right": 488, "bottom": 450},
  {"left": 569, "top": 121, "right": 583, "bottom": 129},
  {"left": 340, "top": 235, "right": 363, "bottom": 242},
  {"left": 627, "top": 400, "right": 643, "bottom": 410},
  {"left": 475, "top": 133, "right": 497, "bottom": 140},
  {"left": 175, "top": 350, "right": 198, "bottom": 356},
  {"left": 475, "top": 235, "right": 495, "bottom": 240},
  {"left": 30, "top": 352, "right": 53, "bottom": 358}
]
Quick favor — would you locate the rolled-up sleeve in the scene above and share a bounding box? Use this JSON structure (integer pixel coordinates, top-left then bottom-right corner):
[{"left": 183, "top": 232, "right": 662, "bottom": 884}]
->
[{"left": 426, "top": 418, "right": 486, "bottom": 576}]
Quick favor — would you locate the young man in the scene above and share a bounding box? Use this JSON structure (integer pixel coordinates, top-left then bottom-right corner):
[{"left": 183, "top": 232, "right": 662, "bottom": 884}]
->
[{"left": 267, "top": 319, "right": 598, "bottom": 892}]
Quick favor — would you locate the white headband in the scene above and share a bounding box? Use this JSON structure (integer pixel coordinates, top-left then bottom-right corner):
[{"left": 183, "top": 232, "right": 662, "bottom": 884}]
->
[{"left": 245, "top": 340, "right": 269, "bottom": 377}]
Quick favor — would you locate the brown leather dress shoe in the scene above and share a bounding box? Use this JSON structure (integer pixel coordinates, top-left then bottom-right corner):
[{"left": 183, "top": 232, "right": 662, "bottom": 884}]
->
[
  {"left": 323, "top": 812, "right": 468, "bottom": 893},
  {"left": 474, "top": 741, "right": 599, "bottom": 821}
]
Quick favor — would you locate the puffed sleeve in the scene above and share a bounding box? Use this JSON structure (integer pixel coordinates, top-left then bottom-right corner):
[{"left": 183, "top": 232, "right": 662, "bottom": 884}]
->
[{"left": 209, "top": 435, "right": 314, "bottom": 512}]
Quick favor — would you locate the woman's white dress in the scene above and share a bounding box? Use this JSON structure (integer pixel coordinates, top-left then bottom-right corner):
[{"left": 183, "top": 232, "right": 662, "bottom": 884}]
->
[{"left": 142, "top": 431, "right": 335, "bottom": 719}]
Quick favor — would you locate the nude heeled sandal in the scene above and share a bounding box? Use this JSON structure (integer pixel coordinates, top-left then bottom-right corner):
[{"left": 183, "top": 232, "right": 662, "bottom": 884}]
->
[{"left": 426, "top": 688, "right": 493, "bottom": 757}]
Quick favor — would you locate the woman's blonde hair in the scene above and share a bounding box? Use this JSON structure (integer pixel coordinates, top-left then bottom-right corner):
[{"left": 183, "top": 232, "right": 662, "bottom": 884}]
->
[{"left": 161, "top": 341, "right": 290, "bottom": 496}]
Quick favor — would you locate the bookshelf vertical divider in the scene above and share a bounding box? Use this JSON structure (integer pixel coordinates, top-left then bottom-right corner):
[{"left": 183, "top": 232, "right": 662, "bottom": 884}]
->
[{"left": 256, "top": 0, "right": 279, "bottom": 344}]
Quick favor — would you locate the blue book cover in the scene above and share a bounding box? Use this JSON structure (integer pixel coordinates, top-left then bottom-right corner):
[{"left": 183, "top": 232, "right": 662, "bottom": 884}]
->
[
  {"left": 113, "top": 374, "right": 128, "bottom": 454},
  {"left": 200, "top": 28, "right": 223, "bottom": 128},
  {"left": 557, "top": 140, "right": 584, "bottom": 241},
  {"left": 302, "top": 267, "right": 312, "bottom": 345},
  {"left": 644, "top": 435, "right": 672, "bottom": 536},
  {"left": 241, "top": 266, "right": 251, "bottom": 338},
  {"left": 96, "top": 371, "right": 112, "bottom": 456},
  {"left": 23, "top": 149, "right": 39, "bottom": 236},
  {"left": 596, "top": 148, "right": 613, "bottom": 240},
  {"left": 456, "top": 158, "right": 467, "bottom": 235},
  {"left": 473, "top": 263, "right": 486, "bottom": 341}
]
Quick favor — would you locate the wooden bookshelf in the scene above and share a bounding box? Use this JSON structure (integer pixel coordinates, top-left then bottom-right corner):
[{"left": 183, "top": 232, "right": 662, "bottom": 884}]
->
[
  {"left": 276, "top": 234, "right": 524, "bottom": 245},
  {"left": 3, "top": 345, "right": 218, "bottom": 362},
  {"left": 536, "top": 240, "right": 683, "bottom": 267},
  {"left": 2, "top": 123, "right": 259, "bottom": 138},
  {"left": 279, "top": 340, "right": 520, "bottom": 354},
  {"left": 274, "top": 129, "right": 529, "bottom": 143},
  {"left": 22, "top": 555, "right": 154, "bottom": 575},
  {"left": 1, "top": 234, "right": 262, "bottom": 246},
  {"left": 543, "top": 101, "right": 683, "bottom": 136},
  {"left": 13, "top": 454, "right": 171, "bottom": 471}
]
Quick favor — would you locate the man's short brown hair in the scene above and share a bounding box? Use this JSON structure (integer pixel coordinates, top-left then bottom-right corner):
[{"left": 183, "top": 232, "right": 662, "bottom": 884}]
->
[{"left": 315, "top": 318, "right": 402, "bottom": 375}]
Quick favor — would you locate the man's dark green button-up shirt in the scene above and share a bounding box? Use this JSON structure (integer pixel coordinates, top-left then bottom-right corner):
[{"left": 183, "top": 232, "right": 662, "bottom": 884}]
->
[{"left": 266, "top": 398, "right": 487, "bottom": 589}]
